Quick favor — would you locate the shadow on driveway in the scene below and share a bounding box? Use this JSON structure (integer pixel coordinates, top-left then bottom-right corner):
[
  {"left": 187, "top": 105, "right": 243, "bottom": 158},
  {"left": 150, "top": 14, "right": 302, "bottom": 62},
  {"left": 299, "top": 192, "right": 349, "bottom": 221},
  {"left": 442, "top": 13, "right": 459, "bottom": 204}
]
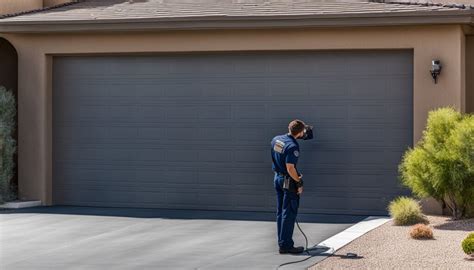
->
[{"left": 1, "top": 205, "right": 366, "bottom": 223}]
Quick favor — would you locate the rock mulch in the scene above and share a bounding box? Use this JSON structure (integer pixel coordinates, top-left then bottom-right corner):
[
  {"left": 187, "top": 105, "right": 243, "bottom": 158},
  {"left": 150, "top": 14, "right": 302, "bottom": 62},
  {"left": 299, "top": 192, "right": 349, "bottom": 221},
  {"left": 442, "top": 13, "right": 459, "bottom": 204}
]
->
[{"left": 309, "top": 215, "right": 474, "bottom": 270}]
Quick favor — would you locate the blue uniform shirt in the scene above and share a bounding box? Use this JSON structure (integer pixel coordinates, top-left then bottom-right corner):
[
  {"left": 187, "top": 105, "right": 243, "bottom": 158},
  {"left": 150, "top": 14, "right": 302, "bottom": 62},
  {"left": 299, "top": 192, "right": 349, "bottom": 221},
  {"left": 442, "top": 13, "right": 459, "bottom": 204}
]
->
[{"left": 271, "top": 134, "right": 300, "bottom": 174}]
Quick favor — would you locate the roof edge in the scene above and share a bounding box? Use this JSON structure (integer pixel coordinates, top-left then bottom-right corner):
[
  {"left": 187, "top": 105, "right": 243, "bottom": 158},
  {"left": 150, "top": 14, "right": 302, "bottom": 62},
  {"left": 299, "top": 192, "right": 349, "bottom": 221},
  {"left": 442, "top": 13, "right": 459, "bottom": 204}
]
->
[{"left": 0, "top": 10, "right": 472, "bottom": 33}]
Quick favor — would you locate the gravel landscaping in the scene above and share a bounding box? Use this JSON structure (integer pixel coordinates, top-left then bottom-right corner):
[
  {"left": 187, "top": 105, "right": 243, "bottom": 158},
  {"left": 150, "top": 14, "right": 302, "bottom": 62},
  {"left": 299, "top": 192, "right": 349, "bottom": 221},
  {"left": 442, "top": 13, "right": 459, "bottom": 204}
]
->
[{"left": 309, "top": 215, "right": 474, "bottom": 270}]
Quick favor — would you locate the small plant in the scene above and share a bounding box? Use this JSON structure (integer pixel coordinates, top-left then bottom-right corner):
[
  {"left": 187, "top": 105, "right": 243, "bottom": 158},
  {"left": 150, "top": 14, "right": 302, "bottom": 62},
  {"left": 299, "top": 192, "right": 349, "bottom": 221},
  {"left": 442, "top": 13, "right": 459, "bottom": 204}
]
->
[
  {"left": 399, "top": 107, "right": 474, "bottom": 219},
  {"left": 410, "top": 224, "right": 434, "bottom": 240},
  {"left": 462, "top": 233, "right": 474, "bottom": 257},
  {"left": 388, "top": 197, "right": 428, "bottom": 226}
]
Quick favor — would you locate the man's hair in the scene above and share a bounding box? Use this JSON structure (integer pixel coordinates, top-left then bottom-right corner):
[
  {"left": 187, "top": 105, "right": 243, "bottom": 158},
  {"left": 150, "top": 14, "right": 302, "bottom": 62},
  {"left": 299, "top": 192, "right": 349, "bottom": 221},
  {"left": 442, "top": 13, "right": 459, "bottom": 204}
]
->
[{"left": 288, "top": 119, "right": 306, "bottom": 136}]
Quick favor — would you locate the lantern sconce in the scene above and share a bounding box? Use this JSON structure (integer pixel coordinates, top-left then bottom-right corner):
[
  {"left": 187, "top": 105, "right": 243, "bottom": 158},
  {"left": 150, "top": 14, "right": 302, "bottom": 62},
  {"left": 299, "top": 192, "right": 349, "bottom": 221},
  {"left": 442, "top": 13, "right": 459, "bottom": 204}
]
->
[{"left": 430, "top": 60, "right": 442, "bottom": 84}]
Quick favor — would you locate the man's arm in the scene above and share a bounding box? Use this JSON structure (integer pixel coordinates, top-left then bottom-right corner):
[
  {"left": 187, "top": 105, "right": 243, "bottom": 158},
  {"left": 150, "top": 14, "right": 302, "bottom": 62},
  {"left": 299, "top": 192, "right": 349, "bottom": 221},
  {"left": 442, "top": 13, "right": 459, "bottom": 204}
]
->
[
  {"left": 285, "top": 163, "right": 301, "bottom": 182},
  {"left": 286, "top": 163, "right": 303, "bottom": 195}
]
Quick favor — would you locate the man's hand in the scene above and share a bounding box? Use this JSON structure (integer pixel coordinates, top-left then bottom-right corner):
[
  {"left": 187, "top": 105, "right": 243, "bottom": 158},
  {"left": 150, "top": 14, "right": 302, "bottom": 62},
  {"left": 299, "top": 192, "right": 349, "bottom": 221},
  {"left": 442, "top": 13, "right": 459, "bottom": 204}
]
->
[{"left": 297, "top": 187, "right": 303, "bottom": 195}]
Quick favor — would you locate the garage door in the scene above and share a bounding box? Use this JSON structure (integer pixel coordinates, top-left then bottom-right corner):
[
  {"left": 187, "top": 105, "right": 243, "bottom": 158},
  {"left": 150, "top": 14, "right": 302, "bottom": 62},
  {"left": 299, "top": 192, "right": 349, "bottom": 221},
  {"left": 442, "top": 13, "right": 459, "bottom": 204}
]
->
[{"left": 53, "top": 51, "right": 413, "bottom": 215}]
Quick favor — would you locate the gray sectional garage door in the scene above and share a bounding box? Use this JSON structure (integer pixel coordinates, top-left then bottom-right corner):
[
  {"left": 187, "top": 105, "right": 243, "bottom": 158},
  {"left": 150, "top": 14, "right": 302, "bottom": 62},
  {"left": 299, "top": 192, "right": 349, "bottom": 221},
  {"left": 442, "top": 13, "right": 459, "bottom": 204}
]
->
[{"left": 53, "top": 51, "right": 413, "bottom": 215}]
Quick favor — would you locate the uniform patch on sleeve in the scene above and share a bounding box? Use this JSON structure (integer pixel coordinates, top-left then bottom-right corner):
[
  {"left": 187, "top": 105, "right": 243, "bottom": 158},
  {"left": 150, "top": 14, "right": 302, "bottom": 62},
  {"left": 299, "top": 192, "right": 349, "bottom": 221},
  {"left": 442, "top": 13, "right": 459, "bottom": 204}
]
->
[
  {"left": 293, "top": 150, "right": 299, "bottom": 157},
  {"left": 274, "top": 140, "right": 285, "bottom": 153}
]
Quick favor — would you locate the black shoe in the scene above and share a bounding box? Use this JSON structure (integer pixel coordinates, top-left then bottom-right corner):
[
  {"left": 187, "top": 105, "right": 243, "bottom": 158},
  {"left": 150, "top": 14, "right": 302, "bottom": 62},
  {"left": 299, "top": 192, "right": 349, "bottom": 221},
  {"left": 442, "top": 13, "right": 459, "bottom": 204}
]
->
[{"left": 279, "top": 246, "right": 305, "bottom": 254}]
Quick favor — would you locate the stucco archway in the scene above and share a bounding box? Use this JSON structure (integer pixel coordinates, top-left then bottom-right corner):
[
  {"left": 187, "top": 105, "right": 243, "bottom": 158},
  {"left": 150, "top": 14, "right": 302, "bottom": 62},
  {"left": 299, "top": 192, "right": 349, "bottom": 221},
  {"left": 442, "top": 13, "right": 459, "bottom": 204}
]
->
[{"left": 0, "top": 37, "right": 18, "bottom": 198}]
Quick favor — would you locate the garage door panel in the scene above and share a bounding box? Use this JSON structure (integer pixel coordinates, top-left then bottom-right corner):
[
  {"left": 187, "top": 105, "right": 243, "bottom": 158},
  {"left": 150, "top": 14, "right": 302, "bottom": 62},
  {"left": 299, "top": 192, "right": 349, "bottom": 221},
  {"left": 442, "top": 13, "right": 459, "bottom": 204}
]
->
[
  {"left": 199, "top": 106, "right": 232, "bottom": 119},
  {"left": 350, "top": 127, "right": 406, "bottom": 143},
  {"left": 57, "top": 147, "right": 165, "bottom": 162},
  {"left": 58, "top": 176, "right": 199, "bottom": 192},
  {"left": 233, "top": 128, "right": 270, "bottom": 142},
  {"left": 231, "top": 172, "right": 268, "bottom": 186},
  {"left": 166, "top": 192, "right": 199, "bottom": 206},
  {"left": 166, "top": 127, "right": 201, "bottom": 140},
  {"left": 198, "top": 172, "right": 231, "bottom": 185},
  {"left": 350, "top": 80, "right": 389, "bottom": 97},
  {"left": 138, "top": 127, "right": 166, "bottom": 139},
  {"left": 107, "top": 127, "right": 141, "bottom": 139},
  {"left": 349, "top": 197, "right": 392, "bottom": 213},
  {"left": 55, "top": 168, "right": 131, "bottom": 182},
  {"left": 197, "top": 128, "right": 231, "bottom": 140},
  {"left": 234, "top": 149, "right": 268, "bottom": 163},
  {"left": 163, "top": 105, "right": 199, "bottom": 119},
  {"left": 105, "top": 84, "right": 143, "bottom": 97},
  {"left": 53, "top": 51, "right": 413, "bottom": 215},
  {"left": 139, "top": 105, "right": 167, "bottom": 119},
  {"left": 388, "top": 104, "right": 413, "bottom": 120},
  {"left": 161, "top": 84, "right": 199, "bottom": 97},
  {"left": 309, "top": 80, "right": 349, "bottom": 97},
  {"left": 58, "top": 83, "right": 109, "bottom": 97},
  {"left": 305, "top": 174, "right": 352, "bottom": 188},
  {"left": 198, "top": 150, "right": 233, "bottom": 162},
  {"left": 350, "top": 150, "right": 404, "bottom": 166},
  {"left": 234, "top": 194, "right": 269, "bottom": 208},
  {"left": 300, "top": 195, "right": 351, "bottom": 213},
  {"left": 54, "top": 189, "right": 167, "bottom": 206},
  {"left": 387, "top": 77, "right": 413, "bottom": 99},
  {"left": 164, "top": 149, "right": 198, "bottom": 162},
  {"left": 232, "top": 82, "right": 267, "bottom": 96},
  {"left": 271, "top": 105, "right": 347, "bottom": 120},
  {"left": 349, "top": 104, "right": 392, "bottom": 119},
  {"left": 233, "top": 105, "right": 267, "bottom": 120},
  {"left": 198, "top": 193, "right": 234, "bottom": 207}
]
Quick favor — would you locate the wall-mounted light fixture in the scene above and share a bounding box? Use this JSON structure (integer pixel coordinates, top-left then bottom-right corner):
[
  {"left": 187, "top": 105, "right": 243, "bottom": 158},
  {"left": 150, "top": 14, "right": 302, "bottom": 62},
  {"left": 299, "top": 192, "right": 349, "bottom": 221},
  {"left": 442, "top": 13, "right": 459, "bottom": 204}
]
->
[{"left": 430, "top": 60, "right": 442, "bottom": 84}]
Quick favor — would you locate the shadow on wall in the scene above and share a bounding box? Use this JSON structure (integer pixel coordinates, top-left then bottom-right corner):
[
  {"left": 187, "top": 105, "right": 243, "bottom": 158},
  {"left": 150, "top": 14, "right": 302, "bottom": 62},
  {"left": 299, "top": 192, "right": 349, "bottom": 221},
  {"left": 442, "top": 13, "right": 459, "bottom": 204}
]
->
[
  {"left": 0, "top": 38, "right": 17, "bottom": 96},
  {"left": 0, "top": 37, "right": 18, "bottom": 198},
  {"left": 0, "top": 206, "right": 368, "bottom": 224}
]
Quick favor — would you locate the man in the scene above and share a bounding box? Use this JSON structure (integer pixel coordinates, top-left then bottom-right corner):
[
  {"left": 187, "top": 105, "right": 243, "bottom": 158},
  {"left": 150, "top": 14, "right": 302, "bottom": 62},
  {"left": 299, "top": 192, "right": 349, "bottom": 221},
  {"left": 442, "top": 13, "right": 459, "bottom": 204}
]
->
[{"left": 271, "top": 119, "right": 313, "bottom": 254}]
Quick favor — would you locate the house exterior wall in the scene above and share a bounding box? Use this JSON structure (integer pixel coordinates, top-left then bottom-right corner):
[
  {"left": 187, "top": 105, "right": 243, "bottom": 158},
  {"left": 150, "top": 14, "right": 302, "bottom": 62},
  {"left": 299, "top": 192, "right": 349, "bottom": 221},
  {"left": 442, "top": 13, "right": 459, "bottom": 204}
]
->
[
  {"left": 0, "top": 0, "right": 42, "bottom": 16},
  {"left": 0, "top": 0, "right": 74, "bottom": 15},
  {"left": 43, "top": 0, "right": 74, "bottom": 8},
  {"left": 0, "top": 25, "right": 467, "bottom": 214}
]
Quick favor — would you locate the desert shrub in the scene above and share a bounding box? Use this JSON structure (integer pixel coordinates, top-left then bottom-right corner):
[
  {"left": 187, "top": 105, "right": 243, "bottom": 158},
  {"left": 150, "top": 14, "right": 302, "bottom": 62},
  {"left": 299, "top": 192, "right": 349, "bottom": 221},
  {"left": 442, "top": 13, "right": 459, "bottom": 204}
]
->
[
  {"left": 462, "top": 233, "right": 474, "bottom": 255},
  {"left": 388, "top": 197, "right": 428, "bottom": 226},
  {"left": 0, "top": 86, "right": 17, "bottom": 203},
  {"left": 399, "top": 107, "right": 474, "bottom": 219},
  {"left": 410, "top": 224, "right": 434, "bottom": 240}
]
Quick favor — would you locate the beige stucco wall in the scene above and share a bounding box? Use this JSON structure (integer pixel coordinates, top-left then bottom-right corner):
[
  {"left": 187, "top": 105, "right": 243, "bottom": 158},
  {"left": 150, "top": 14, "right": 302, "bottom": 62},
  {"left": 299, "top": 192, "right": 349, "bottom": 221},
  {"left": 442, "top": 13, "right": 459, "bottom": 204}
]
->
[
  {"left": 0, "top": 25, "right": 467, "bottom": 214},
  {"left": 0, "top": 0, "right": 42, "bottom": 16},
  {"left": 43, "top": 0, "right": 74, "bottom": 8},
  {"left": 0, "top": 0, "right": 74, "bottom": 15}
]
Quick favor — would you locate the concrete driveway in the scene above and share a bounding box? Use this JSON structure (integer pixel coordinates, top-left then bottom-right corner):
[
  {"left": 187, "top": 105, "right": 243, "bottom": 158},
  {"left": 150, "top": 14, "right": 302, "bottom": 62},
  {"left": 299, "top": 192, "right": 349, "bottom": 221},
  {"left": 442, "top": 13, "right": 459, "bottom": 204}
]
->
[{"left": 0, "top": 206, "right": 365, "bottom": 270}]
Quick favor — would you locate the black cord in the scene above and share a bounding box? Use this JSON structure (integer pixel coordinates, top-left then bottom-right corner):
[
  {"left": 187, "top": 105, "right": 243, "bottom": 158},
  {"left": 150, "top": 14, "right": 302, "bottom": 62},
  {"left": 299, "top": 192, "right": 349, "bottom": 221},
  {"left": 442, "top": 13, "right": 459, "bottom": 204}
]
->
[
  {"left": 276, "top": 219, "right": 335, "bottom": 269},
  {"left": 296, "top": 219, "right": 310, "bottom": 255}
]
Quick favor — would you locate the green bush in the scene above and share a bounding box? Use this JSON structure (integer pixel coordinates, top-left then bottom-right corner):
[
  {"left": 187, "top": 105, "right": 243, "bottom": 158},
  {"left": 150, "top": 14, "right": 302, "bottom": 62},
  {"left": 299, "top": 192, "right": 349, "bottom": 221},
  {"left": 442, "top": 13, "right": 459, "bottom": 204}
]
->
[
  {"left": 462, "top": 233, "right": 474, "bottom": 255},
  {"left": 388, "top": 197, "right": 428, "bottom": 226},
  {"left": 0, "top": 86, "right": 17, "bottom": 203},
  {"left": 399, "top": 107, "right": 474, "bottom": 219}
]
